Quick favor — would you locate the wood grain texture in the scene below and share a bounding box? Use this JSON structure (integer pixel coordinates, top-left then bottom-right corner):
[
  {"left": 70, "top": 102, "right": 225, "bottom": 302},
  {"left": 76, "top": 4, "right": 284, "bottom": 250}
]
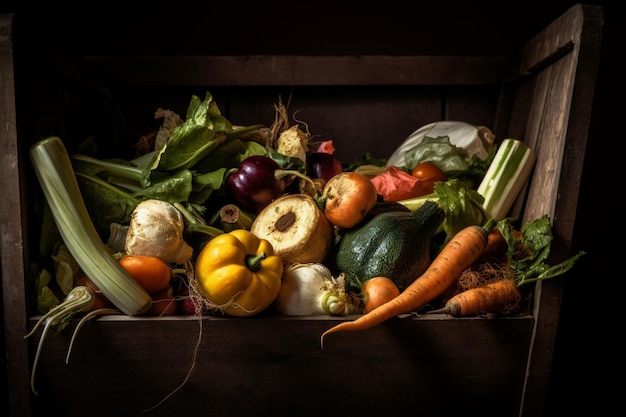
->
[
  {"left": 28, "top": 315, "right": 533, "bottom": 417},
  {"left": 0, "top": 13, "right": 33, "bottom": 417}
]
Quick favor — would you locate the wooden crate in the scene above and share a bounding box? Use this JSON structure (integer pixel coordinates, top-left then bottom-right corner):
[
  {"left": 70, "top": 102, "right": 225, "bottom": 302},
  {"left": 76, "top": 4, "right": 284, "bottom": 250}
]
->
[{"left": 1, "top": 4, "right": 603, "bottom": 417}]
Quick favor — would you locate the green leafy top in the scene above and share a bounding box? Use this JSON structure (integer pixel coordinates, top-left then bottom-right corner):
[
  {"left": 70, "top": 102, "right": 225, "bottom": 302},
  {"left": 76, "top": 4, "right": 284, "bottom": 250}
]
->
[
  {"left": 434, "top": 179, "right": 489, "bottom": 244},
  {"left": 70, "top": 92, "right": 269, "bottom": 237},
  {"left": 497, "top": 215, "right": 586, "bottom": 286},
  {"left": 142, "top": 92, "right": 233, "bottom": 181}
]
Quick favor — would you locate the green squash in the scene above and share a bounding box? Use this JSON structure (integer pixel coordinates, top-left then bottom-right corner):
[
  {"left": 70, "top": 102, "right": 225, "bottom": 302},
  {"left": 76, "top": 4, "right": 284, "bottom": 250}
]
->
[{"left": 334, "top": 200, "right": 444, "bottom": 291}]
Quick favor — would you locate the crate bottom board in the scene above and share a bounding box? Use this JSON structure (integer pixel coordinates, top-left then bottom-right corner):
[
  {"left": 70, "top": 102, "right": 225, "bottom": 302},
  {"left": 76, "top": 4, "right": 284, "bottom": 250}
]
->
[{"left": 27, "top": 314, "right": 533, "bottom": 417}]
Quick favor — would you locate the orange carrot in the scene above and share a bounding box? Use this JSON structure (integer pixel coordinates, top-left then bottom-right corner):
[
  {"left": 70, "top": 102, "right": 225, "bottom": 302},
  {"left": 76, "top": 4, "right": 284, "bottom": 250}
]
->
[
  {"left": 483, "top": 226, "right": 507, "bottom": 260},
  {"left": 320, "top": 219, "right": 496, "bottom": 347},
  {"left": 428, "top": 278, "right": 521, "bottom": 316}
]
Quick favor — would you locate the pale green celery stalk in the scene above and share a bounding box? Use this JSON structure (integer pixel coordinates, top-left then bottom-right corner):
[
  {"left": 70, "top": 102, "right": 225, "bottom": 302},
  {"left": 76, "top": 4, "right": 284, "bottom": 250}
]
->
[
  {"left": 30, "top": 137, "right": 152, "bottom": 316},
  {"left": 397, "top": 193, "right": 439, "bottom": 211},
  {"left": 476, "top": 139, "right": 536, "bottom": 221},
  {"left": 71, "top": 153, "right": 145, "bottom": 189}
]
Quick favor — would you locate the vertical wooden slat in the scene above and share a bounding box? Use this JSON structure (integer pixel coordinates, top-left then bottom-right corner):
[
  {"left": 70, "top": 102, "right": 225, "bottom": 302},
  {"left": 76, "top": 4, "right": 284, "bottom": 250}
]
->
[
  {"left": 0, "top": 13, "right": 33, "bottom": 417},
  {"left": 518, "top": 5, "right": 603, "bottom": 417}
]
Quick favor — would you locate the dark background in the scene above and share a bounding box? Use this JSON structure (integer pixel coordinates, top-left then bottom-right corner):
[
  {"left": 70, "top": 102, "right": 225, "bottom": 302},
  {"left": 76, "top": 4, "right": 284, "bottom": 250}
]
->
[{"left": 1, "top": 1, "right": 620, "bottom": 415}]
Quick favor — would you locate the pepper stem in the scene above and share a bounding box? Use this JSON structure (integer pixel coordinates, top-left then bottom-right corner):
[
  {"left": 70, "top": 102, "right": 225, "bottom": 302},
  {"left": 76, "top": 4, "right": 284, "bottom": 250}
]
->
[{"left": 245, "top": 252, "right": 267, "bottom": 272}]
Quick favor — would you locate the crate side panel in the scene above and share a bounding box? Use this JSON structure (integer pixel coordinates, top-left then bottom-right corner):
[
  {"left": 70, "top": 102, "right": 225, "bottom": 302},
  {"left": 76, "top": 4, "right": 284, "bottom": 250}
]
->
[
  {"left": 1, "top": 13, "right": 34, "bottom": 417},
  {"left": 519, "top": 6, "right": 603, "bottom": 417},
  {"left": 29, "top": 316, "right": 533, "bottom": 417},
  {"left": 86, "top": 55, "right": 509, "bottom": 87}
]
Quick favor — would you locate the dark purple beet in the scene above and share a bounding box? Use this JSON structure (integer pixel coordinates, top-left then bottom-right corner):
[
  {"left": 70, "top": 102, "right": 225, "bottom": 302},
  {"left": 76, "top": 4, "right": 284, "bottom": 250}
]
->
[
  {"left": 306, "top": 152, "right": 343, "bottom": 182},
  {"left": 225, "top": 155, "right": 286, "bottom": 213}
]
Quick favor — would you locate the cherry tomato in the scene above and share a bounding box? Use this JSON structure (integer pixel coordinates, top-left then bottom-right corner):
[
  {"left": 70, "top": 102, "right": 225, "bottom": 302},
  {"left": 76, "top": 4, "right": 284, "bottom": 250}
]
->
[
  {"left": 411, "top": 162, "right": 447, "bottom": 195},
  {"left": 362, "top": 277, "right": 400, "bottom": 313},
  {"left": 411, "top": 161, "right": 447, "bottom": 182},
  {"left": 119, "top": 255, "right": 172, "bottom": 295}
]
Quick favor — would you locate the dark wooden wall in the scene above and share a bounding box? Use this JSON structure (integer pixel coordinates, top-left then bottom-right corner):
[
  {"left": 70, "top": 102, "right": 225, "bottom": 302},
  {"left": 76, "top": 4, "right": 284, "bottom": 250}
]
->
[{"left": 1, "top": 1, "right": 619, "bottom": 415}]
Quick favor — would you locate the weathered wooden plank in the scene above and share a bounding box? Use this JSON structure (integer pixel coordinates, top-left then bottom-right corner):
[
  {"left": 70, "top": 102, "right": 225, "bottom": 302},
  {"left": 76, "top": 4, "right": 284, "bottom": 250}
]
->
[
  {"left": 518, "top": 5, "right": 603, "bottom": 417},
  {"left": 86, "top": 55, "right": 510, "bottom": 87},
  {"left": 28, "top": 315, "right": 533, "bottom": 417},
  {"left": 0, "top": 13, "right": 34, "bottom": 417}
]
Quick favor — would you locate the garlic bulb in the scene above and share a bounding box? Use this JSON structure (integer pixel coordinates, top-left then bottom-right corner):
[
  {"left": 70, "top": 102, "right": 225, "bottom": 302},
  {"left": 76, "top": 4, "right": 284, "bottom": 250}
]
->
[{"left": 275, "top": 263, "right": 359, "bottom": 316}]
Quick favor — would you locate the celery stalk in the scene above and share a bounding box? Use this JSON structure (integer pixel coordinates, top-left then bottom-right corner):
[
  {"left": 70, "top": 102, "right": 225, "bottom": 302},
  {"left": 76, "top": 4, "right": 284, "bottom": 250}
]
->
[
  {"left": 397, "top": 193, "right": 439, "bottom": 212},
  {"left": 30, "top": 137, "right": 152, "bottom": 316},
  {"left": 476, "top": 139, "right": 536, "bottom": 220}
]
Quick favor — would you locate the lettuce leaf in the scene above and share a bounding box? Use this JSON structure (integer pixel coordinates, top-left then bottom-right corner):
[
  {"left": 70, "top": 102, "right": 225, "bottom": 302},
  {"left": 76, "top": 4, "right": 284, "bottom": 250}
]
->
[
  {"left": 434, "top": 179, "right": 489, "bottom": 244},
  {"left": 498, "top": 215, "right": 586, "bottom": 286}
]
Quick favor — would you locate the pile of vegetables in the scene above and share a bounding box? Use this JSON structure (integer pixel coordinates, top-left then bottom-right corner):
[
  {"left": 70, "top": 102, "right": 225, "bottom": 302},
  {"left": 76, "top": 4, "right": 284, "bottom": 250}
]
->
[{"left": 26, "top": 91, "right": 586, "bottom": 394}]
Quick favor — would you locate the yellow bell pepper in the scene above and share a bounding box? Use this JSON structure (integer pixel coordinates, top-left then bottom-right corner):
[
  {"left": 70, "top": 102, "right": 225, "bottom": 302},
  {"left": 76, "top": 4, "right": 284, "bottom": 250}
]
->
[{"left": 195, "top": 229, "right": 283, "bottom": 317}]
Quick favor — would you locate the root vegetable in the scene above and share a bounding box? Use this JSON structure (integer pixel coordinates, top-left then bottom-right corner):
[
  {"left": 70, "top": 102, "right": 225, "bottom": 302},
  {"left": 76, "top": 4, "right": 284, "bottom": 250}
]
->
[
  {"left": 251, "top": 194, "right": 333, "bottom": 264},
  {"left": 306, "top": 152, "right": 343, "bottom": 183},
  {"left": 321, "top": 219, "right": 496, "bottom": 347},
  {"left": 124, "top": 199, "right": 193, "bottom": 265},
  {"left": 482, "top": 226, "right": 511, "bottom": 261},
  {"left": 24, "top": 286, "right": 97, "bottom": 395},
  {"left": 321, "top": 172, "right": 378, "bottom": 229},
  {"left": 225, "top": 155, "right": 287, "bottom": 213},
  {"left": 429, "top": 278, "right": 522, "bottom": 316}
]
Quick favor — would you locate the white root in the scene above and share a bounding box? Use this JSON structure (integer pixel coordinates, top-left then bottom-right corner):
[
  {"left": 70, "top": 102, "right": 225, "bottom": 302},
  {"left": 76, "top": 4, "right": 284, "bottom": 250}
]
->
[{"left": 24, "top": 286, "right": 96, "bottom": 395}]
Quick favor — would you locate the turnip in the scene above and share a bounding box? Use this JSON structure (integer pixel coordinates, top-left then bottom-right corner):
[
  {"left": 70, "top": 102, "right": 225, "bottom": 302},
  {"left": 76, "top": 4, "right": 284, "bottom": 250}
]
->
[{"left": 124, "top": 199, "right": 193, "bottom": 265}]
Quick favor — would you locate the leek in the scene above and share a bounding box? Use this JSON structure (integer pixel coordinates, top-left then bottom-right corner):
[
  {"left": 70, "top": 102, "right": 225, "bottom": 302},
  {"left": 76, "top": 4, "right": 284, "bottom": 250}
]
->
[
  {"left": 30, "top": 137, "right": 152, "bottom": 316},
  {"left": 476, "top": 139, "right": 536, "bottom": 220}
]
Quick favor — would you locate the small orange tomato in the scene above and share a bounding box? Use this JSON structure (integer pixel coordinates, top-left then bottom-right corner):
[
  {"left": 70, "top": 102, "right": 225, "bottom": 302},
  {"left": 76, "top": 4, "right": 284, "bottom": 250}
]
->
[
  {"left": 148, "top": 285, "right": 179, "bottom": 316},
  {"left": 119, "top": 255, "right": 171, "bottom": 295},
  {"left": 411, "top": 161, "right": 447, "bottom": 194},
  {"left": 322, "top": 172, "right": 378, "bottom": 229},
  {"left": 362, "top": 276, "right": 400, "bottom": 313}
]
